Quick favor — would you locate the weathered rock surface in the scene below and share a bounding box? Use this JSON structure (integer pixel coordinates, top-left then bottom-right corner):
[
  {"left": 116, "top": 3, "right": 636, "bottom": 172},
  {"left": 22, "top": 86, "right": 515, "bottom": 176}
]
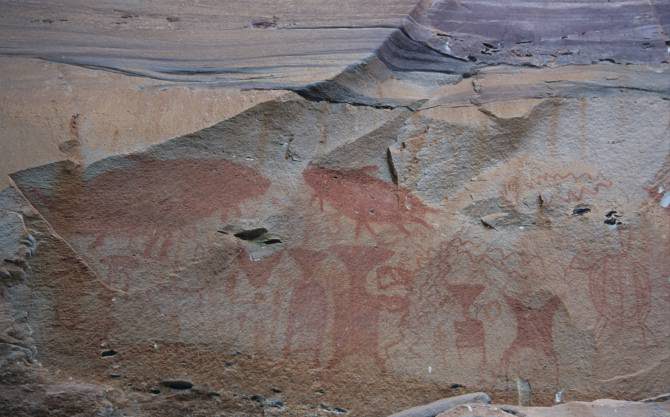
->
[
  {"left": 0, "top": 0, "right": 418, "bottom": 86},
  {"left": 1, "top": 1, "right": 669, "bottom": 416},
  {"left": 0, "top": 56, "right": 285, "bottom": 189},
  {"left": 388, "top": 392, "right": 491, "bottom": 417},
  {"left": 435, "top": 399, "right": 670, "bottom": 417}
]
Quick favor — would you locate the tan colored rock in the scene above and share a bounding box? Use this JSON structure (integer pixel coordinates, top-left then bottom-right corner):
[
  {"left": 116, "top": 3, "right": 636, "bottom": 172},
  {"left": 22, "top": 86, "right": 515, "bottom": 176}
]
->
[
  {"left": 436, "top": 400, "right": 670, "bottom": 417},
  {"left": 0, "top": 57, "right": 286, "bottom": 188},
  {"left": 1, "top": 1, "right": 670, "bottom": 416},
  {"left": 7, "top": 67, "right": 668, "bottom": 414},
  {"left": 0, "top": 0, "right": 417, "bottom": 86}
]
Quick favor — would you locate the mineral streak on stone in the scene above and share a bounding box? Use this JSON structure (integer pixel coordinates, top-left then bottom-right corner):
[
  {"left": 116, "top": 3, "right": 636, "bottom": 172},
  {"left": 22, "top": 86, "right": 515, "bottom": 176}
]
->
[
  {"left": 517, "top": 378, "right": 533, "bottom": 406},
  {"left": 1, "top": 1, "right": 670, "bottom": 417}
]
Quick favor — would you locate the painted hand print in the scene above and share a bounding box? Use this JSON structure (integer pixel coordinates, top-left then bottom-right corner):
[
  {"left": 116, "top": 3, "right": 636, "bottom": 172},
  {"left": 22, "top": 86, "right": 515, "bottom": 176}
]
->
[{"left": 303, "top": 165, "right": 435, "bottom": 237}]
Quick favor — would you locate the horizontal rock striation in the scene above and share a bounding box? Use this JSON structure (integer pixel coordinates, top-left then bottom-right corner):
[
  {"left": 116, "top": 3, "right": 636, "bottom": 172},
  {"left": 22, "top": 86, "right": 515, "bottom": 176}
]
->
[{"left": 1, "top": 1, "right": 669, "bottom": 416}]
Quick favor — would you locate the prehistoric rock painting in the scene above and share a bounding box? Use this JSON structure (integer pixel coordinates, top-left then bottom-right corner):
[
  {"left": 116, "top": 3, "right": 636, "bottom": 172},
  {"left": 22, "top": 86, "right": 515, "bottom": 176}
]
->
[
  {"left": 418, "top": 233, "right": 581, "bottom": 388},
  {"left": 183, "top": 245, "right": 284, "bottom": 352},
  {"left": 502, "top": 165, "right": 613, "bottom": 206},
  {"left": 499, "top": 295, "right": 562, "bottom": 382},
  {"left": 328, "top": 245, "right": 411, "bottom": 370},
  {"left": 225, "top": 246, "right": 284, "bottom": 297},
  {"left": 373, "top": 263, "right": 414, "bottom": 361},
  {"left": 448, "top": 284, "right": 487, "bottom": 365},
  {"left": 284, "top": 248, "right": 330, "bottom": 366},
  {"left": 20, "top": 157, "right": 271, "bottom": 258},
  {"left": 570, "top": 248, "right": 652, "bottom": 345},
  {"left": 98, "top": 255, "right": 140, "bottom": 294},
  {"left": 414, "top": 237, "right": 509, "bottom": 379},
  {"left": 303, "top": 165, "right": 435, "bottom": 236}
]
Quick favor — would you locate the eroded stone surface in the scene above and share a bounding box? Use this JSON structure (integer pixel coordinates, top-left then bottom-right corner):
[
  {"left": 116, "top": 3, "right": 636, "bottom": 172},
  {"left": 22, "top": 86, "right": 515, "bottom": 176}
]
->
[
  {"left": 1, "top": 1, "right": 669, "bottom": 416},
  {"left": 436, "top": 400, "right": 670, "bottom": 417},
  {"left": 0, "top": 56, "right": 286, "bottom": 189},
  {"left": 0, "top": 0, "right": 418, "bottom": 86}
]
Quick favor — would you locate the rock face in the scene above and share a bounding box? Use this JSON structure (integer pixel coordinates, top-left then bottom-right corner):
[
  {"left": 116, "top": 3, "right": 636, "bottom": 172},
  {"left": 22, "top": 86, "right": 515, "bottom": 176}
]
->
[
  {"left": 435, "top": 399, "right": 670, "bottom": 417},
  {"left": 0, "top": 0, "right": 418, "bottom": 86},
  {"left": 1, "top": 1, "right": 669, "bottom": 416}
]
